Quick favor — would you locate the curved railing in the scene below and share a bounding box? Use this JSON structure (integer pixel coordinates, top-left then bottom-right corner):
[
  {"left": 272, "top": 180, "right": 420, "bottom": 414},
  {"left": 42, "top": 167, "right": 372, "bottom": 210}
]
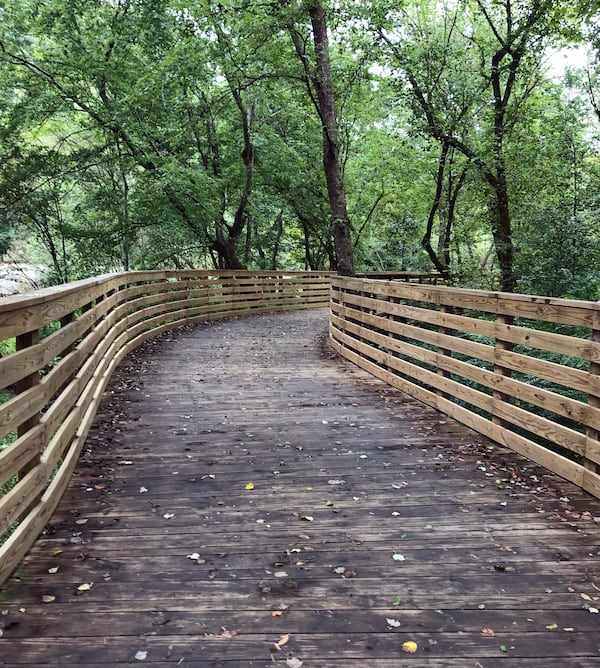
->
[
  {"left": 3, "top": 269, "right": 599, "bottom": 586},
  {"left": 330, "top": 277, "right": 600, "bottom": 499},
  {"left": 0, "top": 270, "right": 331, "bottom": 584}
]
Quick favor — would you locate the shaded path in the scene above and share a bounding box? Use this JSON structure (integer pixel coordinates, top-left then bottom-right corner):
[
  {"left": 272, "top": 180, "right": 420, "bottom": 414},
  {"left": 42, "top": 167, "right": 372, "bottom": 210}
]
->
[{"left": 1, "top": 309, "right": 600, "bottom": 666}]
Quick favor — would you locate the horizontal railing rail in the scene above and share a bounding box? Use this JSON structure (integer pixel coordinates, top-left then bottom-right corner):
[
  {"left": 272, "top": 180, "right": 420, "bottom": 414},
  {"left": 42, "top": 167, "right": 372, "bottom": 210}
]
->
[
  {"left": 0, "top": 270, "right": 331, "bottom": 584},
  {"left": 330, "top": 277, "right": 600, "bottom": 499}
]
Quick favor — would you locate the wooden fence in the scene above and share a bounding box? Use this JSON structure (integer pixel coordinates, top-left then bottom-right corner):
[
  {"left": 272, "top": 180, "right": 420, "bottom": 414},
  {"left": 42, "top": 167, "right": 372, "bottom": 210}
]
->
[
  {"left": 0, "top": 270, "right": 330, "bottom": 585},
  {"left": 330, "top": 276, "right": 600, "bottom": 499}
]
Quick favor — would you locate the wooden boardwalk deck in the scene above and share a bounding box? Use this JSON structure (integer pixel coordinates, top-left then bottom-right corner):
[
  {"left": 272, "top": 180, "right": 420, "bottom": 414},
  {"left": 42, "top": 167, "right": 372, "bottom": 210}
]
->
[{"left": 1, "top": 308, "right": 600, "bottom": 667}]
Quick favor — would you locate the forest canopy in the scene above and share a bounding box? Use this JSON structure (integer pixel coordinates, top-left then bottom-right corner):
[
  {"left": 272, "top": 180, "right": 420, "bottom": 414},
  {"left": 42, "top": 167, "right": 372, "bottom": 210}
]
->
[{"left": 1, "top": 0, "right": 599, "bottom": 297}]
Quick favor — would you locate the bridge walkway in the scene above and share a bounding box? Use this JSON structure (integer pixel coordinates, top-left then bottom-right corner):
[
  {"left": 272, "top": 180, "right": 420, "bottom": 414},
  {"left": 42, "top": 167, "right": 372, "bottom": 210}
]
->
[{"left": 1, "top": 309, "right": 599, "bottom": 666}]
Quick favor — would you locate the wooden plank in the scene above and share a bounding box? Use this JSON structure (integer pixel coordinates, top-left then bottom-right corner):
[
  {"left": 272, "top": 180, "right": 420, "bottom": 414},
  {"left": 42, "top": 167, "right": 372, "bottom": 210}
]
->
[
  {"left": 0, "top": 462, "right": 49, "bottom": 535},
  {"left": 495, "top": 348, "right": 594, "bottom": 396},
  {"left": 2, "top": 309, "right": 600, "bottom": 666},
  {"left": 0, "top": 384, "right": 47, "bottom": 441},
  {"left": 331, "top": 323, "right": 589, "bottom": 492},
  {"left": 331, "top": 323, "right": 494, "bottom": 413},
  {"left": 333, "top": 277, "right": 599, "bottom": 328},
  {"left": 0, "top": 275, "right": 125, "bottom": 339},
  {"left": 0, "top": 424, "right": 46, "bottom": 488}
]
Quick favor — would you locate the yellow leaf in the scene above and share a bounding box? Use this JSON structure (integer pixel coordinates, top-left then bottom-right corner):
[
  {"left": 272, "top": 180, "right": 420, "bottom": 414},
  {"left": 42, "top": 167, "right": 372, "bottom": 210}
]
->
[
  {"left": 77, "top": 583, "right": 93, "bottom": 591},
  {"left": 402, "top": 641, "right": 418, "bottom": 653},
  {"left": 42, "top": 595, "right": 56, "bottom": 603},
  {"left": 274, "top": 633, "right": 290, "bottom": 649},
  {"left": 581, "top": 593, "right": 592, "bottom": 601},
  {"left": 545, "top": 623, "right": 558, "bottom": 630},
  {"left": 563, "top": 627, "right": 575, "bottom": 632},
  {"left": 245, "top": 482, "right": 255, "bottom": 490}
]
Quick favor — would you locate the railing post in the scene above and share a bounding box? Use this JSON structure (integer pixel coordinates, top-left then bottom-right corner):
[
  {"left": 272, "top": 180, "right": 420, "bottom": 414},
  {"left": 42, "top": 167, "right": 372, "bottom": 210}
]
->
[
  {"left": 15, "top": 329, "right": 41, "bottom": 501},
  {"left": 60, "top": 312, "right": 75, "bottom": 355},
  {"left": 585, "top": 313, "right": 600, "bottom": 474},
  {"left": 492, "top": 313, "right": 513, "bottom": 426},
  {"left": 15, "top": 330, "right": 40, "bottom": 441},
  {"left": 436, "top": 304, "right": 451, "bottom": 399}
]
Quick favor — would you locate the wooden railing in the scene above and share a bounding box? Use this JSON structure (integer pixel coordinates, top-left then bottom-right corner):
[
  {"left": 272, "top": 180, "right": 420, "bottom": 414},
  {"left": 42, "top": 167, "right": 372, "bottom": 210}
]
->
[
  {"left": 0, "top": 270, "right": 331, "bottom": 584},
  {"left": 330, "top": 277, "right": 600, "bottom": 499}
]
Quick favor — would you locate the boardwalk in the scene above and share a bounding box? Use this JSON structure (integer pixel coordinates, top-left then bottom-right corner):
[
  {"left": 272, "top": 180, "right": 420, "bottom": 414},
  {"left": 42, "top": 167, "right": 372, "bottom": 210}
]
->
[{"left": 1, "top": 308, "right": 600, "bottom": 666}]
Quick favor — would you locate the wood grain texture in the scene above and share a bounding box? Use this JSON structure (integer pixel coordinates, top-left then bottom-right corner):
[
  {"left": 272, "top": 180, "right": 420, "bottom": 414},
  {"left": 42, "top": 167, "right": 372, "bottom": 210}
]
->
[
  {"left": 331, "top": 277, "right": 600, "bottom": 496},
  {"left": 0, "top": 272, "right": 331, "bottom": 593},
  {"left": 1, "top": 309, "right": 600, "bottom": 666}
]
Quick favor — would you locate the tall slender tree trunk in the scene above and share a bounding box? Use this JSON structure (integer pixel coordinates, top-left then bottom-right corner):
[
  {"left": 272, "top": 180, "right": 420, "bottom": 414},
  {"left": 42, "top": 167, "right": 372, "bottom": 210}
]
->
[{"left": 297, "top": 0, "right": 355, "bottom": 276}]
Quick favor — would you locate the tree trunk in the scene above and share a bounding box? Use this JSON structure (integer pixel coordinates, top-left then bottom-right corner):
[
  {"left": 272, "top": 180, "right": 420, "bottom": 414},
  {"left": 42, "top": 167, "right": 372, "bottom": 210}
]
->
[
  {"left": 491, "top": 172, "right": 515, "bottom": 292},
  {"left": 304, "top": 1, "right": 355, "bottom": 276}
]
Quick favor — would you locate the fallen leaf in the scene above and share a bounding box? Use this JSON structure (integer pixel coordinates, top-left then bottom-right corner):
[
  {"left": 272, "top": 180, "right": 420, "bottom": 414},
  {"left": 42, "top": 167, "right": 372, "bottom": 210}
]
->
[
  {"left": 245, "top": 482, "right": 255, "bottom": 490},
  {"left": 271, "top": 611, "right": 284, "bottom": 617},
  {"left": 118, "top": 460, "right": 133, "bottom": 465},
  {"left": 75, "top": 519, "right": 88, "bottom": 525},
  {"left": 563, "top": 627, "right": 575, "bottom": 632},
  {"left": 77, "top": 583, "right": 93, "bottom": 591},
  {"left": 52, "top": 549, "right": 63, "bottom": 556},
  {"left": 386, "top": 618, "right": 401, "bottom": 628},
  {"left": 402, "top": 641, "right": 418, "bottom": 653},
  {"left": 393, "top": 597, "right": 401, "bottom": 606},
  {"left": 139, "top": 486, "right": 148, "bottom": 493},
  {"left": 42, "top": 595, "right": 56, "bottom": 603},
  {"left": 545, "top": 623, "right": 558, "bottom": 630},
  {"left": 499, "top": 645, "right": 508, "bottom": 652},
  {"left": 48, "top": 566, "right": 59, "bottom": 574},
  {"left": 186, "top": 553, "right": 206, "bottom": 564},
  {"left": 286, "top": 659, "right": 303, "bottom": 668},
  {"left": 298, "top": 515, "right": 313, "bottom": 522},
  {"left": 274, "top": 571, "right": 289, "bottom": 578},
  {"left": 392, "top": 553, "right": 406, "bottom": 561},
  {"left": 163, "top": 513, "right": 175, "bottom": 519},
  {"left": 581, "top": 593, "right": 592, "bottom": 601},
  {"left": 219, "top": 628, "right": 238, "bottom": 638},
  {"left": 327, "top": 479, "right": 345, "bottom": 485},
  {"left": 274, "top": 633, "right": 290, "bottom": 650},
  {"left": 588, "top": 607, "right": 599, "bottom": 614},
  {"left": 334, "top": 567, "right": 346, "bottom": 575},
  {"left": 481, "top": 628, "right": 496, "bottom": 636},
  {"left": 134, "top": 650, "right": 148, "bottom": 660}
]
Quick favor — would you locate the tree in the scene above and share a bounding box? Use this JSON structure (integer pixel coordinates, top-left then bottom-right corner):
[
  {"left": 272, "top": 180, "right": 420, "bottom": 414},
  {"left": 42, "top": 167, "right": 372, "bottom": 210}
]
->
[
  {"left": 375, "top": 0, "right": 573, "bottom": 291},
  {"left": 286, "top": 0, "right": 355, "bottom": 275}
]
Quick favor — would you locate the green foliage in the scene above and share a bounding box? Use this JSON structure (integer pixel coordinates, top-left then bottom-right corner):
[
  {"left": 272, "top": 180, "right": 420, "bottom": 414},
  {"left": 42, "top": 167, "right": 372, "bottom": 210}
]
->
[{"left": 0, "top": 0, "right": 598, "bottom": 289}]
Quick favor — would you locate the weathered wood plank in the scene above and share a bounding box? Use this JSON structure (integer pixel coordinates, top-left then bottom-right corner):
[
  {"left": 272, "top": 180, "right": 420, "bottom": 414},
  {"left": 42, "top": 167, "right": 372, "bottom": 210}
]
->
[{"left": 1, "top": 309, "right": 599, "bottom": 667}]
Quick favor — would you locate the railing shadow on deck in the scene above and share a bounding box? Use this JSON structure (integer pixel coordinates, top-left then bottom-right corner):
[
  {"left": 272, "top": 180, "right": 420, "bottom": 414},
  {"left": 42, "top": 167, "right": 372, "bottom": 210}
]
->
[{"left": 1, "top": 268, "right": 599, "bottom": 589}]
